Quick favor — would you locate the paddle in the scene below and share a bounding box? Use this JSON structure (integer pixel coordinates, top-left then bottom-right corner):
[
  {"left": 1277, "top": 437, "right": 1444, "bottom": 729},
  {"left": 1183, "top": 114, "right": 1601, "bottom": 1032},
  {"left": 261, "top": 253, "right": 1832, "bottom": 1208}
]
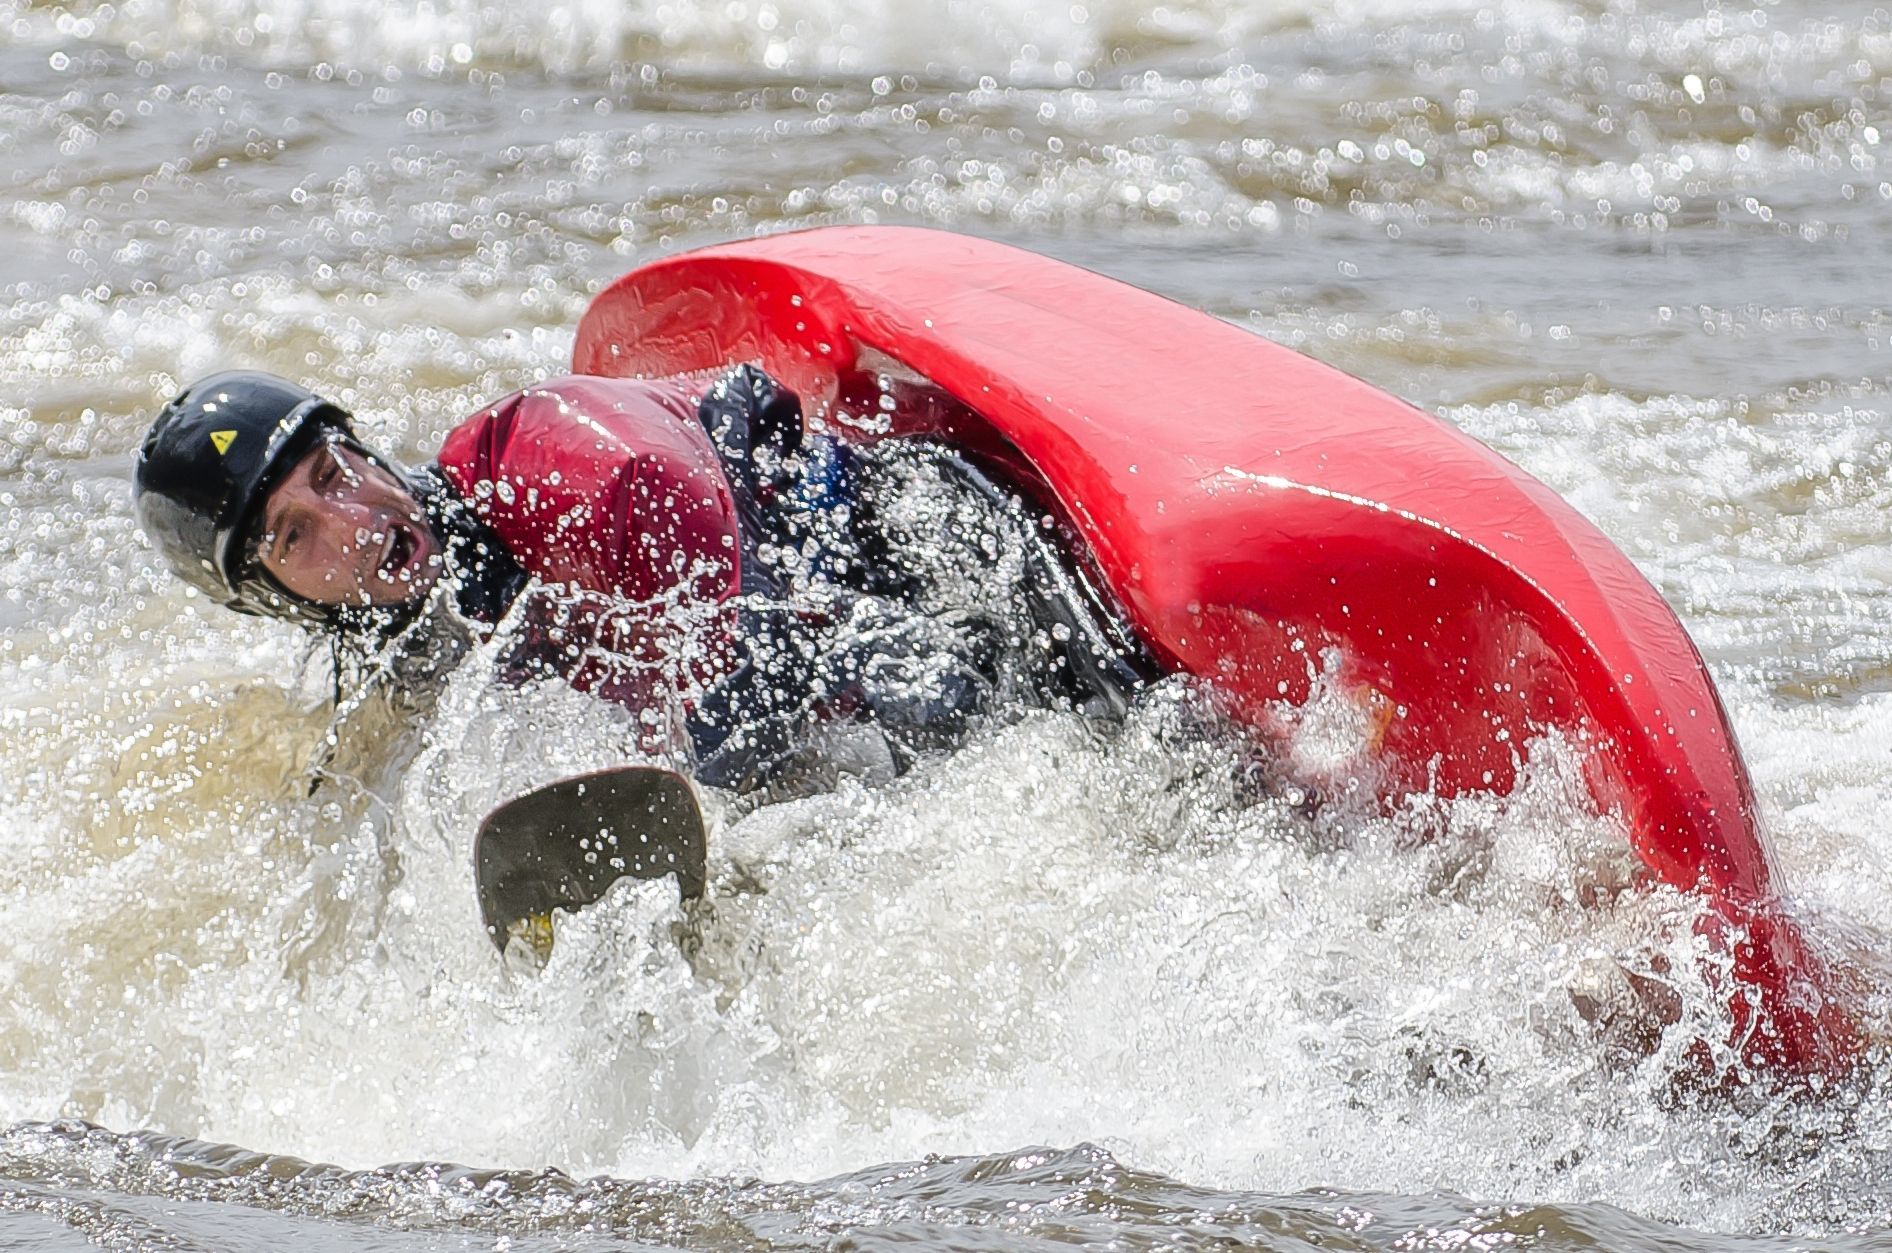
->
[{"left": 472, "top": 765, "right": 708, "bottom": 953}]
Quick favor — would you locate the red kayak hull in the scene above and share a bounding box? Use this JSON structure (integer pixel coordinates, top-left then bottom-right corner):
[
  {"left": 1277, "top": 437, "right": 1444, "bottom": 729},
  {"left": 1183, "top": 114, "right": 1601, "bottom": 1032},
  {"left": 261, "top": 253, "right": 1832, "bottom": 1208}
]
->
[{"left": 573, "top": 225, "right": 1860, "bottom": 1078}]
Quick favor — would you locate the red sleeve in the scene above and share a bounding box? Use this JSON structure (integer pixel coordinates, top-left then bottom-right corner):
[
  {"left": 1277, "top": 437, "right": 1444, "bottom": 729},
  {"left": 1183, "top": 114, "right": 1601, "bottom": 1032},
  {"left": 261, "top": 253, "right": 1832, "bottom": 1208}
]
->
[{"left": 435, "top": 375, "right": 740, "bottom": 608}]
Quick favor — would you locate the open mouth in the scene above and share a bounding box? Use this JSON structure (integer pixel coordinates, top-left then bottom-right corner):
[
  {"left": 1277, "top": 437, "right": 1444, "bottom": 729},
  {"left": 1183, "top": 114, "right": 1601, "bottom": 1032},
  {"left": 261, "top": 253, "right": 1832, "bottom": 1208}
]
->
[{"left": 377, "top": 523, "right": 415, "bottom": 581}]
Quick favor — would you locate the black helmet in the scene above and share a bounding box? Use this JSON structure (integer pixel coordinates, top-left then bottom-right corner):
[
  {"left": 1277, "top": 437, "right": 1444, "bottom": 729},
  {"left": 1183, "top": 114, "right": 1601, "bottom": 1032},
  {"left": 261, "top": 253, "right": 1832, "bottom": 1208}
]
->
[{"left": 134, "top": 370, "right": 356, "bottom": 618}]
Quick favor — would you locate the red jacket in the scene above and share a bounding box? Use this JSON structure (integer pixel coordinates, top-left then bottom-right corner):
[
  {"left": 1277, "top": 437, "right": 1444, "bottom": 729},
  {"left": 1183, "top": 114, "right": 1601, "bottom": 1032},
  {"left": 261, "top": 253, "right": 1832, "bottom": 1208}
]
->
[{"left": 434, "top": 374, "right": 745, "bottom": 710}]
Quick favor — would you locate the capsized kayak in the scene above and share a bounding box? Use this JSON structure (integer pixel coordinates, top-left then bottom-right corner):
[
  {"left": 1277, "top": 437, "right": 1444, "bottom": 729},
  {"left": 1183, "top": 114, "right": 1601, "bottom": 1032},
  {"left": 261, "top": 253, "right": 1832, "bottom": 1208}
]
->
[{"left": 573, "top": 225, "right": 1862, "bottom": 1079}]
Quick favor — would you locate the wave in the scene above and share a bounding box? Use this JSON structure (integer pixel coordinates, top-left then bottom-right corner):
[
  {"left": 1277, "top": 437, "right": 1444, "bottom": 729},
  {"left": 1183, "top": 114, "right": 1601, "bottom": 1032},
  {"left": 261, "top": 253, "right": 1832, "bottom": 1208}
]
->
[{"left": 10, "top": 0, "right": 1889, "bottom": 81}]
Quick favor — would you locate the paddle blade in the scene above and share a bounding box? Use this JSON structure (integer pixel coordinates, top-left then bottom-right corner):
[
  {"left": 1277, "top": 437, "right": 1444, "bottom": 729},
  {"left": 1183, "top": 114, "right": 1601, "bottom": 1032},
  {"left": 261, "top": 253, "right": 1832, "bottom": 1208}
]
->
[{"left": 473, "top": 766, "right": 707, "bottom": 951}]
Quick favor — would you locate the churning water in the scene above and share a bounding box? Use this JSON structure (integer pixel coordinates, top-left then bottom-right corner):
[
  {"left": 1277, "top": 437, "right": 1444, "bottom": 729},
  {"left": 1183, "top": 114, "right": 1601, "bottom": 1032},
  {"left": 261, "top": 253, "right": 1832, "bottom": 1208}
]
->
[{"left": 7, "top": 0, "right": 1892, "bottom": 1247}]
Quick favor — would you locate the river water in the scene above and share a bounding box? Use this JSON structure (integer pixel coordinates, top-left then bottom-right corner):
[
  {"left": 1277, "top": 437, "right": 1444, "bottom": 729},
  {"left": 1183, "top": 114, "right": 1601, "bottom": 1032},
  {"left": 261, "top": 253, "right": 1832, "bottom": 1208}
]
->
[{"left": 6, "top": 0, "right": 1892, "bottom": 1248}]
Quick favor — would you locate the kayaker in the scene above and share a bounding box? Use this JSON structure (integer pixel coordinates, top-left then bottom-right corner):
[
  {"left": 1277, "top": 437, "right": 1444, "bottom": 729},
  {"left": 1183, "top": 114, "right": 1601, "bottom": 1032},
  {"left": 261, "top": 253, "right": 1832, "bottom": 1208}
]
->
[{"left": 133, "top": 367, "right": 1146, "bottom": 791}]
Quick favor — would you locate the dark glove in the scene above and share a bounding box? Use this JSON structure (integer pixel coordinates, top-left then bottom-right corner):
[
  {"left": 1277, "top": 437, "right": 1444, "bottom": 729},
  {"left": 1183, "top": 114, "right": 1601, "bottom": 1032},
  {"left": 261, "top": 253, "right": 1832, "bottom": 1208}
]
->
[{"left": 698, "top": 364, "right": 803, "bottom": 478}]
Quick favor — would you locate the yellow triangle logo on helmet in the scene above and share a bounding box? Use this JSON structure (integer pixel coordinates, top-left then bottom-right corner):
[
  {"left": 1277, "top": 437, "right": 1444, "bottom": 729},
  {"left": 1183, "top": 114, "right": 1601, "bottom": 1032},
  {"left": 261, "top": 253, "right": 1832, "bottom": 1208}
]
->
[{"left": 209, "top": 429, "right": 238, "bottom": 455}]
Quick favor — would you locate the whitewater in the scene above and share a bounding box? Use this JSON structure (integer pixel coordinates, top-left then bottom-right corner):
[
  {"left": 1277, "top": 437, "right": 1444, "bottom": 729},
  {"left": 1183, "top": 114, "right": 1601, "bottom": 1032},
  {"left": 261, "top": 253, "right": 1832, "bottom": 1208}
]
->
[{"left": 5, "top": 0, "right": 1892, "bottom": 1246}]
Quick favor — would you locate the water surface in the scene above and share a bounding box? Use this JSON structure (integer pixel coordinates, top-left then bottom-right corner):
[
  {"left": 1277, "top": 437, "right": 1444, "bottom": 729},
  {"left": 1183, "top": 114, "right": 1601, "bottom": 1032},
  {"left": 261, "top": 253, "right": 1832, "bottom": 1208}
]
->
[{"left": 5, "top": 0, "right": 1892, "bottom": 1247}]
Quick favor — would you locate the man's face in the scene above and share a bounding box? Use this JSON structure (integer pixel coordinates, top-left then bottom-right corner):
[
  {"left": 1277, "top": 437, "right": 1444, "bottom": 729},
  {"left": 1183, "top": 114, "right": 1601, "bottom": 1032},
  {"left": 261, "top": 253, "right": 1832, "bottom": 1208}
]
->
[{"left": 254, "top": 436, "right": 442, "bottom": 608}]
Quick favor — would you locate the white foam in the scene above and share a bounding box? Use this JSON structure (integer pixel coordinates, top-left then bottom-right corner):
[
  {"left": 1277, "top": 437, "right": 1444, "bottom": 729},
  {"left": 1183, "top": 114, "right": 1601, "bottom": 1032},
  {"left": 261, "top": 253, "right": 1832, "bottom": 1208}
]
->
[{"left": 6, "top": 0, "right": 1892, "bottom": 1226}]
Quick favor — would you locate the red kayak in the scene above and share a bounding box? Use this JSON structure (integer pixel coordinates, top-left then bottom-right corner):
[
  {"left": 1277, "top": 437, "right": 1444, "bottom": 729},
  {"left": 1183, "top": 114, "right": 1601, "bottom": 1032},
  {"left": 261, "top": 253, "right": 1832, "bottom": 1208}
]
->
[{"left": 574, "top": 225, "right": 1862, "bottom": 1079}]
